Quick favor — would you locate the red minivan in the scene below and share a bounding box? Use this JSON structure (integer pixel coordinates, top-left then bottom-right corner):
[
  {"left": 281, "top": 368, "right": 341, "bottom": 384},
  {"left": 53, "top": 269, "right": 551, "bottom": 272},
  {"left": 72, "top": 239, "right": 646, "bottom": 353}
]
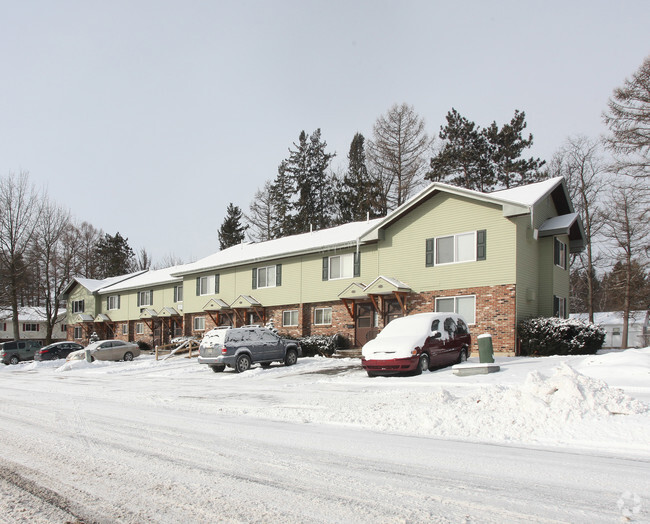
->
[{"left": 361, "top": 312, "right": 471, "bottom": 377}]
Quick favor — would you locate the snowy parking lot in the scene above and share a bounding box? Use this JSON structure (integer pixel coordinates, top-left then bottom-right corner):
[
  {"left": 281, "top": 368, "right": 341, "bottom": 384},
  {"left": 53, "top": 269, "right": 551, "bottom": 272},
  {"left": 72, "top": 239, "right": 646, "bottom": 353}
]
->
[{"left": 1, "top": 349, "right": 649, "bottom": 523}]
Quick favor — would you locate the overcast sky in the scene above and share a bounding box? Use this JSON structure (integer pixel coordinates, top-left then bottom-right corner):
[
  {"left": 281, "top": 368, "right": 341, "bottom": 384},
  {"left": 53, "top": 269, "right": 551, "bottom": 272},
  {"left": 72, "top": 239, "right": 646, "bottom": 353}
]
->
[{"left": 1, "top": 1, "right": 648, "bottom": 265}]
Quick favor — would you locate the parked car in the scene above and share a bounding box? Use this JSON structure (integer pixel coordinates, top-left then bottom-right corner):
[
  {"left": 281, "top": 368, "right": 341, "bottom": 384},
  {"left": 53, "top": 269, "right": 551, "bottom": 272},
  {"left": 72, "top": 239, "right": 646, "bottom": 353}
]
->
[
  {"left": 361, "top": 312, "right": 471, "bottom": 377},
  {"left": 198, "top": 326, "right": 302, "bottom": 373},
  {"left": 66, "top": 339, "right": 141, "bottom": 362},
  {"left": 0, "top": 340, "right": 43, "bottom": 365},
  {"left": 34, "top": 341, "right": 85, "bottom": 361}
]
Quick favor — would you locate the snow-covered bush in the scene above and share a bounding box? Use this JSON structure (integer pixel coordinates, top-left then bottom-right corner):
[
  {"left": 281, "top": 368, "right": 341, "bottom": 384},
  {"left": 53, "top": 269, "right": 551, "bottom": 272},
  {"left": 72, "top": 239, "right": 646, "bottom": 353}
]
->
[
  {"left": 518, "top": 317, "right": 605, "bottom": 356},
  {"left": 294, "top": 333, "right": 349, "bottom": 357}
]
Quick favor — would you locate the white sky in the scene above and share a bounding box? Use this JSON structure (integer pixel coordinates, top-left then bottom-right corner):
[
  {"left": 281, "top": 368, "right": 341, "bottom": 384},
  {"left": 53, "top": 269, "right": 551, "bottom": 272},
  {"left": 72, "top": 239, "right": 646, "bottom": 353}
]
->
[{"left": 1, "top": 0, "right": 649, "bottom": 264}]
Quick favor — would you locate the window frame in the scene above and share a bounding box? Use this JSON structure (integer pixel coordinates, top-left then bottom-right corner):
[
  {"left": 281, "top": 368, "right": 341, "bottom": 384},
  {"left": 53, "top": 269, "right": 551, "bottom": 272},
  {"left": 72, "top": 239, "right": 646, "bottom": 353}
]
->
[
  {"left": 256, "top": 266, "right": 277, "bottom": 289},
  {"left": 193, "top": 316, "right": 206, "bottom": 331},
  {"left": 137, "top": 290, "right": 153, "bottom": 307},
  {"left": 73, "top": 326, "right": 82, "bottom": 339},
  {"left": 314, "top": 307, "right": 332, "bottom": 326},
  {"left": 72, "top": 300, "right": 85, "bottom": 313},
  {"left": 282, "top": 310, "right": 299, "bottom": 327},
  {"left": 174, "top": 285, "right": 183, "bottom": 303},
  {"left": 23, "top": 323, "right": 39, "bottom": 332},
  {"left": 554, "top": 238, "right": 567, "bottom": 270},
  {"left": 328, "top": 253, "right": 354, "bottom": 280},
  {"left": 435, "top": 295, "right": 477, "bottom": 325},
  {"left": 107, "top": 295, "right": 120, "bottom": 311},
  {"left": 135, "top": 322, "right": 144, "bottom": 335},
  {"left": 122, "top": 324, "right": 128, "bottom": 336},
  {"left": 434, "top": 231, "right": 477, "bottom": 266}
]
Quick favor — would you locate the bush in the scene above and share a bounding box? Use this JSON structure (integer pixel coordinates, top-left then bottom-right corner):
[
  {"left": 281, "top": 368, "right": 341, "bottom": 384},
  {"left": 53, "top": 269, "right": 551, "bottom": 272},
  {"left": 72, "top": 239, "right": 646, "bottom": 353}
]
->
[
  {"left": 518, "top": 317, "right": 605, "bottom": 356},
  {"left": 296, "top": 334, "right": 349, "bottom": 357},
  {"left": 136, "top": 340, "right": 152, "bottom": 352}
]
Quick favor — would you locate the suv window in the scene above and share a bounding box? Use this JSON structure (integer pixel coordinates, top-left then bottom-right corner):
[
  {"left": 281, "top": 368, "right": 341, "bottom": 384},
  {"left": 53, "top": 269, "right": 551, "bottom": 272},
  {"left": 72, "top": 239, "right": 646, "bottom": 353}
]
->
[{"left": 444, "top": 317, "right": 457, "bottom": 337}]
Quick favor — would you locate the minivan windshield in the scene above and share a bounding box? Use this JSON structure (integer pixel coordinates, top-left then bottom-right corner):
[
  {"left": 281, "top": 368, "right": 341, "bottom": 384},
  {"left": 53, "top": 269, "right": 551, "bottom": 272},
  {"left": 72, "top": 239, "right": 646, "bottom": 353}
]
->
[{"left": 379, "top": 315, "right": 437, "bottom": 338}]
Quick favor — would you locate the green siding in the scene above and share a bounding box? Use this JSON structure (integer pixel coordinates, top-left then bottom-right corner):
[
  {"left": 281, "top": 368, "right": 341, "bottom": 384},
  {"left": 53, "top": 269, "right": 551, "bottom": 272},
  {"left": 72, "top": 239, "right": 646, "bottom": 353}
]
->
[{"left": 67, "top": 285, "right": 97, "bottom": 323}]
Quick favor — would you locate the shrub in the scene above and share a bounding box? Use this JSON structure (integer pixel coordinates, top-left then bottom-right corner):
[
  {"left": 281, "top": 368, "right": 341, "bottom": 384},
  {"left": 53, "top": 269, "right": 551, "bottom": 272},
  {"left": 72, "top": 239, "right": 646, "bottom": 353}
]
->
[
  {"left": 518, "top": 317, "right": 605, "bottom": 356},
  {"left": 296, "top": 334, "right": 349, "bottom": 357},
  {"left": 136, "top": 340, "right": 152, "bottom": 352}
]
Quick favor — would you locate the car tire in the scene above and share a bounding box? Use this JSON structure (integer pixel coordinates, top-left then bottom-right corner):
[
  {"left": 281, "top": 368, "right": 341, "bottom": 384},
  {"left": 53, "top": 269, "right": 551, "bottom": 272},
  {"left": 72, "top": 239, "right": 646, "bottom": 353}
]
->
[
  {"left": 284, "top": 349, "right": 298, "bottom": 366},
  {"left": 458, "top": 349, "right": 468, "bottom": 364},
  {"left": 9, "top": 355, "right": 20, "bottom": 365},
  {"left": 123, "top": 352, "right": 134, "bottom": 362},
  {"left": 235, "top": 354, "right": 251, "bottom": 373},
  {"left": 410, "top": 353, "right": 428, "bottom": 376},
  {"left": 210, "top": 364, "right": 225, "bottom": 373},
  {"left": 366, "top": 371, "right": 377, "bottom": 378}
]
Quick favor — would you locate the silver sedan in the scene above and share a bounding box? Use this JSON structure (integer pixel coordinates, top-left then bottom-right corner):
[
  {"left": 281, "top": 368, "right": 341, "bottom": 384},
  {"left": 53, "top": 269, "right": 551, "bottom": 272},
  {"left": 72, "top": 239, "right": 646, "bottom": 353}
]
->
[{"left": 66, "top": 340, "right": 141, "bottom": 362}]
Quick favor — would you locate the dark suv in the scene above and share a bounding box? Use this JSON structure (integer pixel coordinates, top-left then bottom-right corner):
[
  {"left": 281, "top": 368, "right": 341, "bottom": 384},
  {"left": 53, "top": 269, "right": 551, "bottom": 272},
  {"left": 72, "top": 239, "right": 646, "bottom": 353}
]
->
[
  {"left": 0, "top": 340, "right": 43, "bottom": 365},
  {"left": 198, "top": 326, "right": 302, "bottom": 373},
  {"left": 34, "top": 341, "right": 85, "bottom": 361}
]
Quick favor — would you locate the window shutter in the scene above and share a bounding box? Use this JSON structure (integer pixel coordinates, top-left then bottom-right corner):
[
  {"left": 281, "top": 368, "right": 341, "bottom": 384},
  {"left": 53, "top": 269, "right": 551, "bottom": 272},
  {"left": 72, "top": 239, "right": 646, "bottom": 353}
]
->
[
  {"left": 117, "top": 295, "right": 121, "bottom": 309},
  {"left": 137, "top": 293, "right": 141, "bottom": 307},
  {"left": 150, "top": 290, "right": 154, "bottom": 305},
  {"left": 553, "top": 296, "right": 560, "bottom": 317},
  {"left": 215, "top": 274, "right": 220, "bottom": 294},
  {"left": 564, "top": 245, "right": 568, "bottom": 270},
  {"left": 37, "top": 324, "right": 40, "bottom": 332},
  {"left": 252, "top": 268, "right": 257, "bottom": 289},
  {"left": 554, "top": 239, "right": 560, "bottom": 266},
  {"left": 477, "top": 230, "right": 487, "bottom": 261},
  {"left": 322, "top": 257, "right": 329, "bottom": 281},
  {"left": 81, "top": 300, "right": 84, "bottom": 312},
  {"left": 196, "top": 277, "right": 201, "bottom": 296},
  {"left": 425, "top": 238, "right": 434, "bottom": 267},
  {"left": 276, "top": 264, "right": 282, "bottom": 286},
  {"left": 107, "top": 297, "right": 110, "bottom": 309},
  {"left": 353, "top": 253, "right": 360, "bottom": 277},
  {"left": 174, "top": 286, "right": 178, "bottom": 302}
]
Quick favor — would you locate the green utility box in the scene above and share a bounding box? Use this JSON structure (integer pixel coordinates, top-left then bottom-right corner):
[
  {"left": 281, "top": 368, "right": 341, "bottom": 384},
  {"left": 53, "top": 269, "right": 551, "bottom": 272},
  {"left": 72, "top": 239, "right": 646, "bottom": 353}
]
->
[{"left": 477, "top": 334, "right": 494, "bottom": 363}]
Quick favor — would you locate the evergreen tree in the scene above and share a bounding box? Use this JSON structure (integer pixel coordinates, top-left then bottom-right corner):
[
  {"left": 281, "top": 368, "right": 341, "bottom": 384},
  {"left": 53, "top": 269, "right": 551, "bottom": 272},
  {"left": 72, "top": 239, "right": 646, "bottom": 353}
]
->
[
  {"left": 484, "top": 110, "right": 545, "bottom": 188},
  {"left": 335, "top": 133, "right": 383, "bottom": 223},
  {"left": 269, "top": 160, "right": 297, "bottom": 238},
  {"left": 428, "top": 109, "right": 494, "bottom": 191},
  {"left": 218, "top": 203, "right": 248, "bottom": 250},
  {"left": 95, "top": 232, "right": 135, "bottom": 278}
]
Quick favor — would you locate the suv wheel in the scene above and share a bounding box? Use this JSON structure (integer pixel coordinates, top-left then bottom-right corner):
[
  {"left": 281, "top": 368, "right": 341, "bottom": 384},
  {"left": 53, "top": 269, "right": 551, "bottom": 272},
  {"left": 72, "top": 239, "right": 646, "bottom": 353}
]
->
[
  {"left": 9, "top": 355, "right": 19, "bottom": 365},
  {"left": 235, "top": 354, "right": 251, "bottom": 373},
  {"left": 458, "top": 349, "right": 468, "bottom": 364},
  {"left": 284, "top": 349, "right": 298, "bottom": 366}
]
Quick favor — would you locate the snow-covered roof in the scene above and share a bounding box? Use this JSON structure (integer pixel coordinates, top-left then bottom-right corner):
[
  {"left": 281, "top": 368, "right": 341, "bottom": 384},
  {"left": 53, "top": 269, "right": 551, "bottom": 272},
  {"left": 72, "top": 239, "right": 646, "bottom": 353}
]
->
[
  {"left": 173, "top": 219, "right": 383, "bottom": 276},
  {"left": 538, "top": 213, "right": 579, "bottom": 236},
  {"left": 570, "top": 311, "right": 650, "bottom": 326},
  {"left": 100, "top": 265, "right": 185, "bottom": 294},
  {"left": 0, "top": 306, "right": 66, "bottom": 322},
  {"left": 61, "top": 270, "right": 148, "bottom": 296},
  {"left": 489, "top": 177, "right": 565, "bottom": 207}
]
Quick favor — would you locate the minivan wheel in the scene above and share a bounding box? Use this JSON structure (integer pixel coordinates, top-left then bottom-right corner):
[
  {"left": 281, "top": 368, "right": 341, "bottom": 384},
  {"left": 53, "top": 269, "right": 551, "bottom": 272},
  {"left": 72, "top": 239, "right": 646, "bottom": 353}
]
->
[
  {"left": 123, "top": 352, "right": 134, "bottom": 362},
  {"left": 412, "top": 353, "right": 429, "bottom": 375},
  {"left": 235, "top": 354, "right": 251, "bottom": 373},
  {"left": 210, "top": 364, "right": 225, "bottom": 373},
  {"left": 9, "top": 355, "right": 19, "bottom": 365},
  {"left": 284, "top": 349, "right": 298, "bottom": 366},
  {"left": 458, "top": 349, "right": 468, "bottom": 364}
]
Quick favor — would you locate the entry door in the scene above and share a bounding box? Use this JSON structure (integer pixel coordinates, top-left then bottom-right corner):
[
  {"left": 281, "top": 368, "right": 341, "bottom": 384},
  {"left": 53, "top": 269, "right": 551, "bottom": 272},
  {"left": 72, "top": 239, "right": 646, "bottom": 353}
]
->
[
  {"left": 355, "top": 303, "right": 378, "bottom": 347},
  {"left": 384, "top": 299, "right": 403, "bottom": 326}
]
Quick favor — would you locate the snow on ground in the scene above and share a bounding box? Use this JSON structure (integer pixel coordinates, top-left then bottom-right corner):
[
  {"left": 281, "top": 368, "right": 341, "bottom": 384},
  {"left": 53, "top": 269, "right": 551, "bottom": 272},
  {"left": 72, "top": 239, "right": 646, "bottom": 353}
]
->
[{"left": 1, "top": 348, "right": 649, "bottom": 522}]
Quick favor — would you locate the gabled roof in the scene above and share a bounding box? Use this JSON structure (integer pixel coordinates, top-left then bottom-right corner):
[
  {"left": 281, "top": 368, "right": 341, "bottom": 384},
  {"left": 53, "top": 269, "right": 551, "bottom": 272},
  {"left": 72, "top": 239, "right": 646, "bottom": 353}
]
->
[
  {"left": 202, "top": 298, "right": 230, "bottom": 311},
  {"left": 230, "top": 295, "right": 261, "bottom": 309},
  {"left": 364, "top": 276, "right": 411, "bottom": 295},
  {"left": 338, "top": 283, "right": 368, "bottom": 300},
  {"left": 172, "top": 219, "right": 383, "bottom": 276},
  {"left": 99, "top": 266, "right": 185, "bottom": 294},
  {"left": 0, "top": 306, "right": 66, "bottom": 322},
  {"left": 60, "top": 270, "right": 148, "bottom": 297}
]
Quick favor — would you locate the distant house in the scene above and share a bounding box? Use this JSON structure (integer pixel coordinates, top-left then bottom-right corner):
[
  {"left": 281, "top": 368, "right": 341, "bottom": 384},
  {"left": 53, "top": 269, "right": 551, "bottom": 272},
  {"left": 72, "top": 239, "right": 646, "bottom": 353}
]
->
[
  {"left": 571, "top": 311, "right": 650, "bottom": 349},
  {"left": 0, "top": 306, "right": 67, "bottom": 344},
  {"left": 61, "top": 177, "right": 585, "bottom": 353}
]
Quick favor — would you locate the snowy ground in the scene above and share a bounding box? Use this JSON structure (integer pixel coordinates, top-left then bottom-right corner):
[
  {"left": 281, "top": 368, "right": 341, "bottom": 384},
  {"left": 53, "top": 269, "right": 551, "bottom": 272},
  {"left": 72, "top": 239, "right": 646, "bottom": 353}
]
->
[{"left": 0, "top": 349, "right": 649, "bottom": 523}]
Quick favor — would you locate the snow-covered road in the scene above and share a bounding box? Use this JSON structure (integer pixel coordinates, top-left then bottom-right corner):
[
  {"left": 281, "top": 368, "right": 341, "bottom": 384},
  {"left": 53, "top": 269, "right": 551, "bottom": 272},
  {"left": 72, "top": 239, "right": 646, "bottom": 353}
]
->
[{"left": 1, "top": 351, "right": 649, "bottom": 523}]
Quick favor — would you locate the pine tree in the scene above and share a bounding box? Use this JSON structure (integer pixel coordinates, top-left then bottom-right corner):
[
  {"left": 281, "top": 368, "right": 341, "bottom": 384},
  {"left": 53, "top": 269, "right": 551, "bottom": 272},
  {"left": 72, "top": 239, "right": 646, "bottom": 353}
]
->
[
  {"left": 335, "top": 133, "right": 383, "bottom": 223},
  {"left": 484, "top": 110, "right": 545, "bottom": 189},
  {"left": 269, "top": 160, "right": 297, "bottom": 238},
  {"left": 428, "top": 108, "right": 494, "bottom": 191},
  {"left": 218, "top": 203, "right": 248, "bottom": 250},
  {"left": 95, "top": 232, "right": 135, "bottom": 278}
]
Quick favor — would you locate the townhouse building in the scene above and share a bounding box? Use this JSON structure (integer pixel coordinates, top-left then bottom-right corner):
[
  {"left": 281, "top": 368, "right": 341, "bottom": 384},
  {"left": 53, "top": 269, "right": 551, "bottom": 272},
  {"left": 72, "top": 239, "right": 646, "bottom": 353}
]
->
[{"left": 61, "top": 177, "right": 585, "bottom": 353}]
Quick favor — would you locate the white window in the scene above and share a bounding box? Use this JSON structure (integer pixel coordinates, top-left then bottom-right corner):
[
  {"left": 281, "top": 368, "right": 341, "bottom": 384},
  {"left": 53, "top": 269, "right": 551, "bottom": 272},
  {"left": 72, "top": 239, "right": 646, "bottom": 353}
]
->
[
  {"left": 61, "top": 324, "right": 67, "bottom": 332},
  {"left": 72, "top": 300, "right": 84, "bottom": 313},
  {"left": 73, "top": 327, "right": 82, "bottom": 339},
  {"left": 174, "top": 285, "right": 183, "bottom": 303},
  {"left": 553, "top": 296, "right": 566, "bottom": 318},
  {"left": 257, "top": 266, "right": 277, "bottom": 289},
  {"left": 23, "top": 323, "right": 39, "bottom": 332},
  {"left": 283, "top": 310, "right": 299, "bottom": 327},
  {"left": 138, "top": 290, "right": 153, "bottom": 307},
  {"left": 314, "top": 307, "right": 332, "bottom": 325},
  {"left": 198, "top": 275, "right": 216, "bottom": 296},
  {"left": 435, "top": 232, "right": 476, "bottom": 265},
  {"left": 194, "top": 316, "right": 205, "bottom": 331},
  {"left": 554, "top": 238, "right": 567, "bottom": 270},
  {"left": 435, "top": 295, "right": 476, "bottom": 324},
  {"left": 107, "top": 295, "right": 120, "bottom": 310},
  {"left": 121, "top": 324, "right": 128, "bottom": 336},
  {"left": 136, "top": 323, "right": 144, "bottom": 335},
  {"left": 329, "top": 253, "right": 354, "bottom": 280}
]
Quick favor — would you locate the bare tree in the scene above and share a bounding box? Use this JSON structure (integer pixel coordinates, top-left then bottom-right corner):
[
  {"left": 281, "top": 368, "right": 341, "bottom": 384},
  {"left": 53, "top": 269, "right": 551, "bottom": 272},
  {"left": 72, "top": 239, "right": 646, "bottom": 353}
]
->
[
  {"left": 152, "top": 252, "right": 187, "bottom": 270},
  {"left": 603, "top": 55, "right": 650, "bottom": 180},
  {"left": 0, "top": 172, "right": 44, "bottom": 340},
  {"left": 600, "top": 180, "right": 649, "bottom": 348},
  {"left": 368, "top": 103, "right": 431, "bottom": 210},
  {"left": 246, "top": 181, "right": 275, "bottom": 242},
  {"left": 32, "top": 197, "right": 73, "bottom": 344},
  {"left": 132, "top": 247, "right": 152, "bottom": 271},
  {"left": 76, "top": 221, "right": 103, "bottom": 278},
  {"left": 549, "top": 136, "right": 608, "bottom": 321}
]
